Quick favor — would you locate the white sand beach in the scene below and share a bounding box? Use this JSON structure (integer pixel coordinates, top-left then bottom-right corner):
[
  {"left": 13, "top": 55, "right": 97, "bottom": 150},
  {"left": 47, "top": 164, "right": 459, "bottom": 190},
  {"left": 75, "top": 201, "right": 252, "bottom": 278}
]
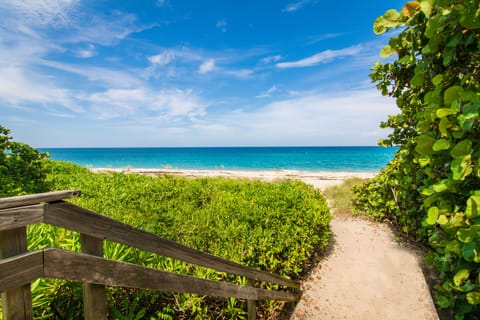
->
[{"left": 90, "top": 168, "right": 376, "bottom": 190}]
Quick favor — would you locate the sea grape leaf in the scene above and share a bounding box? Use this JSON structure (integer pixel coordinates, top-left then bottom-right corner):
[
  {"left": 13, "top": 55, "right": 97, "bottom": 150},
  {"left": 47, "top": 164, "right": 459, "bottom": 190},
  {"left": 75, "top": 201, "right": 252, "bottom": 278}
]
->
[
  {"left": 432, "top": 74, "right": 444, "bottom": 86},
  {"left": 436, "top": 108, "right": 456, "bottom": 118},
  {"left": 467, "top": 292, "right": 480, "bottom": 305},
  {"left": 462, "top": 241, "right": 480, "bottom": 261},
  {"left": 402, "top": 1, "right": 420, "bottom": 18},
  {"left": 444, "top": 86, "right": 463, "bottom": 105},
  {"left": 451, "top": 156, "right": 473, "bottom": 181},
  {"left": 458, "top": 227, "right": 480, "bottom": 244},
  {"left": 415, "top": 135, "right": 435, "bottom": 155},
  {"left": 380, "top": 45, "right": 395, "bottom": 58},
  {"left": 451, "top": 139, "right": 472, "bottom": 159},
  {"left": 432, "top": 180, "right": 449, "bottom": 193},
  {"left": 426, "top": 206, "right": 439, "bottom": 225},
  {"left": 466, "top": 196, "right": 480, "bottom": 219},
  {"left": 432, "top": 139, "right": 450, "bottom": 151},
  {"left": 420, "top": 0, "right": 433, "bottom": 17},
  {"left": 454, "top": 269, "right": 470, "bottom": 286},
  {"left": 438, "top": 215, "right": 448, "bottom": 225}
]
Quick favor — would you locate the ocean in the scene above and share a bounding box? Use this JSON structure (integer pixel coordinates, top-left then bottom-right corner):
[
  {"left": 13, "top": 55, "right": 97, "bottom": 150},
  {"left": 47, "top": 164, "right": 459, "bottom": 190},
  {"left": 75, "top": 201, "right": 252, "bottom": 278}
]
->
[{"left": 40, "top": 147, "right": 397, "bottom": 172}]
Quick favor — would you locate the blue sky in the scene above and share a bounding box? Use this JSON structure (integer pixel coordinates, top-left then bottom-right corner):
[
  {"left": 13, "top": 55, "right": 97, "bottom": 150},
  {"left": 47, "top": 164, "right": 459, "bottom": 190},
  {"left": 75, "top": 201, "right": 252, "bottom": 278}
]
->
[{"left": 0, "top": 0, "right": 405, "bottom": 147}]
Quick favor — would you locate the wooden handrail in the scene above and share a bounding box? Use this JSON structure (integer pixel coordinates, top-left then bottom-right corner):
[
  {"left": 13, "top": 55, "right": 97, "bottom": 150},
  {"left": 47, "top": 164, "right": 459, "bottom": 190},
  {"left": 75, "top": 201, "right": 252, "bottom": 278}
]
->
[
  {"left": 0, "top": 190, "right": 301, "bottom": 320},
  {"left": 44, "top": 201, "right": 299, "bottom": 288}
]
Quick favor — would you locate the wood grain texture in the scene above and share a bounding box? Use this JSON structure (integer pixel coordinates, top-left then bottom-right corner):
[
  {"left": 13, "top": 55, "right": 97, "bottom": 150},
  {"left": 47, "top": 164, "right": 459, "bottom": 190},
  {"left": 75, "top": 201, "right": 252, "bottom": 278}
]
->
[
  {"left": 0, "top": 204, "right": 44, "bottom": 231},
  {"left": 0, "top": 251, "right": 44, "bottom": 291},
  {"left": 81, "top": 234, "right": 107, "bottom": 320},
  {"left": 0, "top": 190, "right": 80, "bottom": 210},
  {"left": 0, "top": 227, "right": 34, "bottom": 319},
  {"left": 43, "top": 248, "right": 299, "bottom": 302},
  {"left": 44, "top": 201, "right": 299, "bottom": 289}
]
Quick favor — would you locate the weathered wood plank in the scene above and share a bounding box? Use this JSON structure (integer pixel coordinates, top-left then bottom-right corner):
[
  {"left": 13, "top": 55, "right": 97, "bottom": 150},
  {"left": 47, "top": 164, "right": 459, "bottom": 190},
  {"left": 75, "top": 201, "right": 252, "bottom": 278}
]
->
[
  {"left": 0, "top": 251, "right": 44, "bottom": 291},
  {"left": 0, "top": 204, "right": 44, "bottom": 231},
  {"left": 0, "top": 227, "right": 34, "bottom": 319},
  {"left": 247, "top": 278, "right": 257, "bottom": 320},
  {"left": 44, "top": 201, "right": 299, "bottom": 289},
  {"left": 0, "top": 190, "right": 80, "bottom": 210},
  {"left": 80, "top": 234, "right": 107, "bottom": 320},
  {"left": 43, "top": 248, "right": 299, "bottom": 302}
]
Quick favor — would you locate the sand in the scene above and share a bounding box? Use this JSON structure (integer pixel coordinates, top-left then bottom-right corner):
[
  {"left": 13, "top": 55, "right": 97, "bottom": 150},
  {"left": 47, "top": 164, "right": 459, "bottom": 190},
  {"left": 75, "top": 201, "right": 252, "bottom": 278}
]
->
[{"left": 91, "top": 168, "right": 439, "bottom": 319}]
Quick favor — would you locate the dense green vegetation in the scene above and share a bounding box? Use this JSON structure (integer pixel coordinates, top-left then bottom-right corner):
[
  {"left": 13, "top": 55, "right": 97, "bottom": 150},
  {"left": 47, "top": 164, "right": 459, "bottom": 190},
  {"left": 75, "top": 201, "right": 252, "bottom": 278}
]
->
[
  {"left": 0, "top": 125, "right": 49, "bottom": 197},
  {"left": 353, "top": 1, "right": 480, "bottom": 318},
  {"left": 0, "top": 131, "right": 331, "bottom": 320}
]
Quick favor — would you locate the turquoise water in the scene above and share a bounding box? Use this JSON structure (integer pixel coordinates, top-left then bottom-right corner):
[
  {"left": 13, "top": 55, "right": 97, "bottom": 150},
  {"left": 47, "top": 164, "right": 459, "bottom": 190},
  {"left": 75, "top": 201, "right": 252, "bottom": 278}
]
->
[{"left": 41, "top": 147, "right": 396, "bottom": 172}]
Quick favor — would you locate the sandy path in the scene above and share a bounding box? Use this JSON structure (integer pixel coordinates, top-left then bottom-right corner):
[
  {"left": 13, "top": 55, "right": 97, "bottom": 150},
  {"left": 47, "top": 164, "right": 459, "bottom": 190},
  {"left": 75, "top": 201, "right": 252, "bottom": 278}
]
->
[{"left": 290, "top": 217, "right": 439, "bottom": 320}]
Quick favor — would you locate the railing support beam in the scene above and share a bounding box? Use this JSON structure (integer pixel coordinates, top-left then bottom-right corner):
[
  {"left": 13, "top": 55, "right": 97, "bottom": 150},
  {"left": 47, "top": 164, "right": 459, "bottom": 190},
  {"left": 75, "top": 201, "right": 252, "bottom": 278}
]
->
[
  {"left": 81, "top": 234, "right": 107, "bottom": 320},
  {"left": 247, "top": 278, "right": 256, "bottom": 320},
  {"left": 0, "top": 227, "right": 33, "bottom": 320}
]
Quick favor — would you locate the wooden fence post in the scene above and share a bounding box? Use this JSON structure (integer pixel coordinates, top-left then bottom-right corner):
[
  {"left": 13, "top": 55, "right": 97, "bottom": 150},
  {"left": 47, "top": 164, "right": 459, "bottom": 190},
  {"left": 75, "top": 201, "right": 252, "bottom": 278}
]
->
[
  {"left": 80, "top": 234, "right": 107, "bottom": 320},
  {"left": 0, "top": 227, "right": 33, "bottom": 320},
  {"left": 247, "top": 278, "right": 256, "bottom": 320}
]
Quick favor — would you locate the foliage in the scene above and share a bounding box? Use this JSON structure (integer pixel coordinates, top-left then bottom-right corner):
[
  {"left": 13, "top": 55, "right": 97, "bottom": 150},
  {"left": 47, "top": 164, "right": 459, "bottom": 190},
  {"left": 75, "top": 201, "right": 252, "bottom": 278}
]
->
[
  {"left": 0, "top": 125, "right": 49, "bottom": 197},
  {"left": 353, "top": 1, "right": 480, "bottom": 318},
  {"left": 24, "top": 160, "right": 331, "bottom": 319}
]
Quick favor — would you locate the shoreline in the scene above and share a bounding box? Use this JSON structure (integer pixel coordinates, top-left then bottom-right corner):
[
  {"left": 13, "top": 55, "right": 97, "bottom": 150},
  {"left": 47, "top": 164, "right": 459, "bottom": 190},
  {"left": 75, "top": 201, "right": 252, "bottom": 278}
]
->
[{"left": 90, "top": 168, "right": 377, "bottom": 189}]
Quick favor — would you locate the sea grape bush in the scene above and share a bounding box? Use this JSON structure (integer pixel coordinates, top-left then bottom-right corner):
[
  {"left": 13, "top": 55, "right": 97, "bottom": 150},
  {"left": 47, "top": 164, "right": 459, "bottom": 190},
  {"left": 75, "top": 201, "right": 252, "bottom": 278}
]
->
[
  {"left": 23, "top": 160, "right": 331, "bottom": 319},
  {"left": 0, "top": 125, "right": 49, "bottom": 197},
  {"left": 353, "top": 1, "right": 480, "bottom": 318}
]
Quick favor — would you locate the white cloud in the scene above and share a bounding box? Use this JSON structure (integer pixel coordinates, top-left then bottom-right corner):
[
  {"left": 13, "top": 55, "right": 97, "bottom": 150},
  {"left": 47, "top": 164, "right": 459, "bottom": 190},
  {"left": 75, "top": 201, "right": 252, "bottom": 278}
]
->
[
  {"left": 189, "top": 88, "right": 397, "bottom": 146},
  {"left": 261, "top": 55, "right": 282, "bottom": 64},
  {"left": 198, "top": 59, "right": 216, "bottom": 74},
  {"left": 0, "top": 0, "right": 78, "bottom": 27},
  {"left": 84, "top": 88, "right": 206, "bottom": 121},
  {"left": 283, "top": 0, "right": 314, "bottom": 12},
  {"left": 148, "top": 50, "right": 176, "bottom": 66},
  {"left": 276, "top": 45, "right": 362, "bottom": 69},
  {"left": 73, "top": 44, "right": 97, "bottom": 58},
  {"left": 256, "top": 85, "right": 277, "bottom": 98},
  {"left": 216, "top": 19, "right": 227, "bottom": 32}
]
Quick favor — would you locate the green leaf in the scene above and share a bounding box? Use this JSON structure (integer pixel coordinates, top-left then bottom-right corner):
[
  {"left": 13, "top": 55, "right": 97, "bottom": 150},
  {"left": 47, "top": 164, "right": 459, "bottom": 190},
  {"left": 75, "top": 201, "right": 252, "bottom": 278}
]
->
[
  {"left": 439, "top": 118, "right": 452, "bottom": 136},
  {"left": 451, "top": 139, "right": 472, "bottom": 159},
  {"left": 458, "top": 227, "right": 480, "bottom": 244},
  {"left": 444, "top": 86, "right": 463, "bottom": 105},
  {"left": 438, "top": 215, "right": 448, "bottom": 225},
  {"left": 432, "top": 180, "right": 449, "bottom": 193},
  {"left": 466, "top": 196, "right": 480, "bottom": 219},
  {"left": 420, "top": 0, "right": 433, "bottom": 16},
  {"left": 426, "top": 206, "right": 439, "bottom": 225},
  {"left": 451, "top": 155, "right": 473, "bottom": 181},
  {"left": 454, "top": 269, "right": 470, "bottom": 286},
  {"left": 432, "top": 139, "right": 450, "bottom": 151},
  {"left": 380, "top": 45, "right": 395, "bottom": 58},
  {"left": 467, "top": 292, "right": 480, "bottom": 305},
  {"left": 432, "top": 74, "right": 443, "bottom": 86},
  {"left": 411, "top": 72, "right": 424, "bottom": 87},
  {"left": 436, "top": 108, "right": 456, "bottom": 118},
  {"left": 462, "top": 241, "right": 480, "bottom": 262},
  {"left": 415, "top": 135, "right": 435, "bottom": 155}
]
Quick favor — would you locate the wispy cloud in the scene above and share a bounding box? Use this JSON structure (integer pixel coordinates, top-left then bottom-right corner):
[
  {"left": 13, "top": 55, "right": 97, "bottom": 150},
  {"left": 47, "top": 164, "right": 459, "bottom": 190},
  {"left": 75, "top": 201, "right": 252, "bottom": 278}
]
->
[
  {"left": 84, "top": 88, "right": 207, "bottom": 121},
  {"left": 283, "top": 0, "right": 315, "bottom": 13},
  {"left": 72, "top": 44, "right": 97, "bottom": 58},
  {"left": 0, "top": 0, "right": 79, "bottom": 27},
  {"left": 261, "top": 55, "right": 282, "bottom": 64},
  {"left": 256, "top": 85, "right": 277, "bottom": 98},
  {"left": 216, "top": 19, "right": 227, "bottom": 32},
  {"left": 276, "top": 45, "right": 362, "bottom": 69},
  {"left": 198, "top": 59, "right": 216, "bottom": 74}
]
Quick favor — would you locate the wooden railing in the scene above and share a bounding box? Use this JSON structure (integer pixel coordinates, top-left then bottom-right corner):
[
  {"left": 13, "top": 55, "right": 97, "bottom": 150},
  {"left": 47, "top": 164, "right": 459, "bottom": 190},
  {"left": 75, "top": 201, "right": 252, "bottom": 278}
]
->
[{"left": 0, "top": 190, "right": 300, "bottom": 320}]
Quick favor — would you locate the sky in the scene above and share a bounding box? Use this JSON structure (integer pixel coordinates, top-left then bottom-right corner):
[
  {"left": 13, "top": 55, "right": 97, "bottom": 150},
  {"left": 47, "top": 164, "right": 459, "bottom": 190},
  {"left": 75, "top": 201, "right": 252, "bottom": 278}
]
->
[{"left": 0, "top": 0, "right": 406, "bottom": 147}]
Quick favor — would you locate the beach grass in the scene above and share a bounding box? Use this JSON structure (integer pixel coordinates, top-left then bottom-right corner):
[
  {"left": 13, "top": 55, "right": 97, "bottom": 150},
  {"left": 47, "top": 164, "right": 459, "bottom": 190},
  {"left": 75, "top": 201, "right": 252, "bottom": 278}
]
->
[{"left": 323, "top": 177, "right": 367, "bottom": 216}]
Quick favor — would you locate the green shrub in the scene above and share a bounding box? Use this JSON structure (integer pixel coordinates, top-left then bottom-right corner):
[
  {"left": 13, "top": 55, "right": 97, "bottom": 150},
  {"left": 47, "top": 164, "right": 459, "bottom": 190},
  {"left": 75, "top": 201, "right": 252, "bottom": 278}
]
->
[
  {"left": 24, "top": 160, "right": 331, "bottom": 319},
  {"left": 0, "top": 125, "right": 49, "bottom": 196}
]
